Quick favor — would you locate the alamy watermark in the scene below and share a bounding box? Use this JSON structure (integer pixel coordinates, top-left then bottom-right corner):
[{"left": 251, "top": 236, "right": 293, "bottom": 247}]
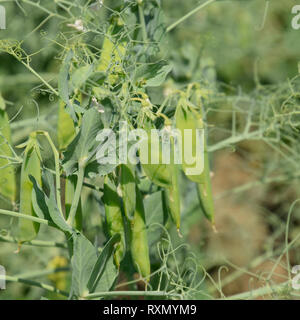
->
[
  {"left": 0, "top": 5, "right": 6, "bottom": 30},
  {"left": 292, "top": 5, "right": 300, "bottom": 30},
  {"left": 0, "top": 265, "right": 5, "bottom": 290},
  {"left": 96, "top": 122, "right": 205, "bottom": 176}
]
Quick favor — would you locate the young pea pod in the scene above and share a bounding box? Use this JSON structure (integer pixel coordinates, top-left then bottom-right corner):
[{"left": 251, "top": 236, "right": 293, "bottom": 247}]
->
[
  {"left": 131, "top": 186, "right": 151, "bottom": 279},
  {"left": 57, "top": 94, "right": 82, "bottom": 230},
  {"left": 141, "top": 125, "right": 172, "bottom": 188},
  {"left": 164, "top": 135, "right": 181, "bottom": 231},
  {"left": 57, "top": 99, "right": 76, "bottom": 151},
  {"left": 0, "top": 94, "right": 16, "bottom": 204},
  {"left": 103, "top": 176, "right": 125, "bottom": 268},
  {"left": 64, "top": 175, "right": 83, "bottom": 231},
  {"left": 175, "top": 96, "right": 215, "bottom": 224},
  {"left": 175, "top": 97, "right": 204, "bottom": 183},
  {"left": 142, "top": 124, "right": 181, "bottom": 230},
  {"left": 17, "top": 132, "right": 42, "bottom": 242},
  {"left": 119, "top": 163, "right": 136, "bottom": 220},
  {"left": 197, "top": 144, "right": 215, "bottom": 225}
]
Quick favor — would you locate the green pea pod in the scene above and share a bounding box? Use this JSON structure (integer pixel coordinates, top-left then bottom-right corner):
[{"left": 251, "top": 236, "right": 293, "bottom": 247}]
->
[
  {"left": 0, "top": 94, "right": 16, "bottom": 204},
  {"left": 119, "top": 163, "right": 136, "bottom": 220},
  {"left": 175, "top": 97, "right": 204, "bottom": 183},
  {"left": 141, "top": 125, "right": 172, "bottom": 188},
  {"left": 17, "top": 132, "right": 42, "bottom": 242},
  {"left": 103, "top": 176, "right": 125, "bottom": 267},
  {"left": 164, "top": 136, "right": 181, "bottom": 231},
  {"left": 65, "top": 175, "right": 83, "bottom": 231},
  {"left": 175, "top": 96, "right": 215, "bottom": 224},
  {"left": 197, "top": 146, "right": 215, "bottom": 225},
  {"left": 57, "top": 99, "right": 76, "bottom": 151},
  {"left": 131, "top": 186, "right": 150, "bottom": 279}
]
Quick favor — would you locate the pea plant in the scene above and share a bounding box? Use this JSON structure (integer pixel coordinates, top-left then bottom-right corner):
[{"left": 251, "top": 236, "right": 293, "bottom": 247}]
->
[{"left": 0, "top": 0, "right": 299, "bottom": 300}]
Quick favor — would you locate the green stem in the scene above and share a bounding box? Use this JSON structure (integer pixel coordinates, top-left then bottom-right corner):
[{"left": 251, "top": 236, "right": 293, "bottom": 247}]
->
[
  {"left": 0, "top": 208, "right": 49, "bottom": 225},
  {"left": 166, "top": 0, "right": 216, "bottom": 32},
  {"left": 85, "top": 291, "right": 181, "bottom": 299},
  {"left": 36, "top": 131, "right": 63, "bottom": 217},
  {"left": 138, "top": 1, "right": 148, "bottom": 43},
  {"left": 13, "top": 267, "right": 69, "bottom": 280},
  {"left": 223, "top": 281, "right": 290, "bottom": 300},
  {"left": 208, "top": 130, "right": 261, "bottom": 152},
  {"left": 0, "top": 234, "right": 67, "bottom": 248},
  {"left": 67, "top": 164, "right": 85, "bottom": 226},
  {"left": 0, "top": 0, "right": 67, "bottom": 20},
  {"left": 19, "top": 60, "right": 58, "bottom": 96},
  {"left": 0, "top": 274, "right": 68, "bottom": 297}
]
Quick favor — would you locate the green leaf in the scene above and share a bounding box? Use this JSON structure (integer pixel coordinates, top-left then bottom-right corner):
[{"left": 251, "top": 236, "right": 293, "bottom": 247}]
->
[
  {"left": 62, "top": 108, "right": 103, "bottom": 175},
  {"left": 45, "top": 195, "right": 72, "bottom": 233},
  {"left": 85, "top": 160, "right": 117, "bottom": 178},
  {"left": 93, "top": 255, "right": 118, "bottom": 293},
  {"left": 29, "top": 175, "right": 72, "bottom": 233},
  {"left": 71, "top": 233, "right": 97, "bottom": 298},
  {"left": 134, "top": 61, "right": 172, "bottom": 87},
  {"left": 30, "top": 175, "right": 51, "bottom": 221},
  {"left": 87, "top": 233, "right": 120, "bottom": 293},
  {"left": 144, "top": 191, "right": 165, "bottom": 247},
  {"left": 70, "top": 64, "right": 94, "bottom": 92},
  {"left": 58, "top": 50, "right": 77, "bottom": 122}
]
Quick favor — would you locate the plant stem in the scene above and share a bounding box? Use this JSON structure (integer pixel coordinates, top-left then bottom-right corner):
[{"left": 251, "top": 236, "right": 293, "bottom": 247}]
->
[
  {"left": 223, "top": 281, "right": 290, "bottom": 300},
  {"left": 138, "top": 1, "right": 148, "bottom": 43},
  {"left": 14, "top": 268, "right": 69, "bottom": 280},
  {"left": 37, "top": 131, "right": 63, "bottom": 215},
  {"left": 208, "top": 130, "right": 261, "bottom": 152},
  {"left": 0, "top": 0, "right": 67, "bottom": 20},
  {"left": 85, "top": 291, "right": 181, "bottom": 299},
  {"left": 19, "top": 60, "right": 58, "bottom": 96},
  {"left": 166, "top": 0, "right": 216, "bottom": 33},
  {"left": 0, "top": 208, "right": 49, "bottom": 225},
  {"left": 0, "top": 274, "right": 68, "bottom": 297},
  {"left": 0, "top": 234, "right": 67, "bottom": 248},
  {"left": 67, "top": 164, "right": 85, "bottom": 226}
]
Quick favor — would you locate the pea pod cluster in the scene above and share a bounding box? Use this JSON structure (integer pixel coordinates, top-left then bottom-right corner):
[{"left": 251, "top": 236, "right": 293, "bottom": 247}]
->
[
  {"left": 103, "top": 166, "right": 151, "bottom": 279},
  {"left": 175, "top": 95, "right": 215, "bottom": 225},
  {"left": 142, "top": 124, "right": 182, "bottom": 231}
]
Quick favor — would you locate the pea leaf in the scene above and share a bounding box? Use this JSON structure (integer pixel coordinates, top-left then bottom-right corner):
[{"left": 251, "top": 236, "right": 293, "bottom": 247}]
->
[
  {"left": 58, "top": 50, "right": 77, "bottom": 122},
  {"left": 144, "top": 191, "right": 166, "bottom": 247},
  {"left": 62, "top": 107, "right": 104, "bottom": 176},
  {"left": 87, "top": 233, "right": 120, "bottom": 293},
  {"left": 70, "top": 64, "right": 94, "bottom": 92},
  {"left": 93, "top": 255, "right": 118, "bottom": 293},
  {"left": 85, "top": 160, "right": 117, "bottom": 178},
  {"left": 134, "top": 61, "right": 172, "bottom": 87},
  {"left": 30, "top": 175, "right": 51, "bottom": 221},
  {"left": 71, "top": 233, "right": 97, "bottom": 298},
  {"left": 29, "top": 175, "right": 72, "bottom": 233},
  {"left": 45, "top": 195, "right": 72, "bottom": 233}
]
